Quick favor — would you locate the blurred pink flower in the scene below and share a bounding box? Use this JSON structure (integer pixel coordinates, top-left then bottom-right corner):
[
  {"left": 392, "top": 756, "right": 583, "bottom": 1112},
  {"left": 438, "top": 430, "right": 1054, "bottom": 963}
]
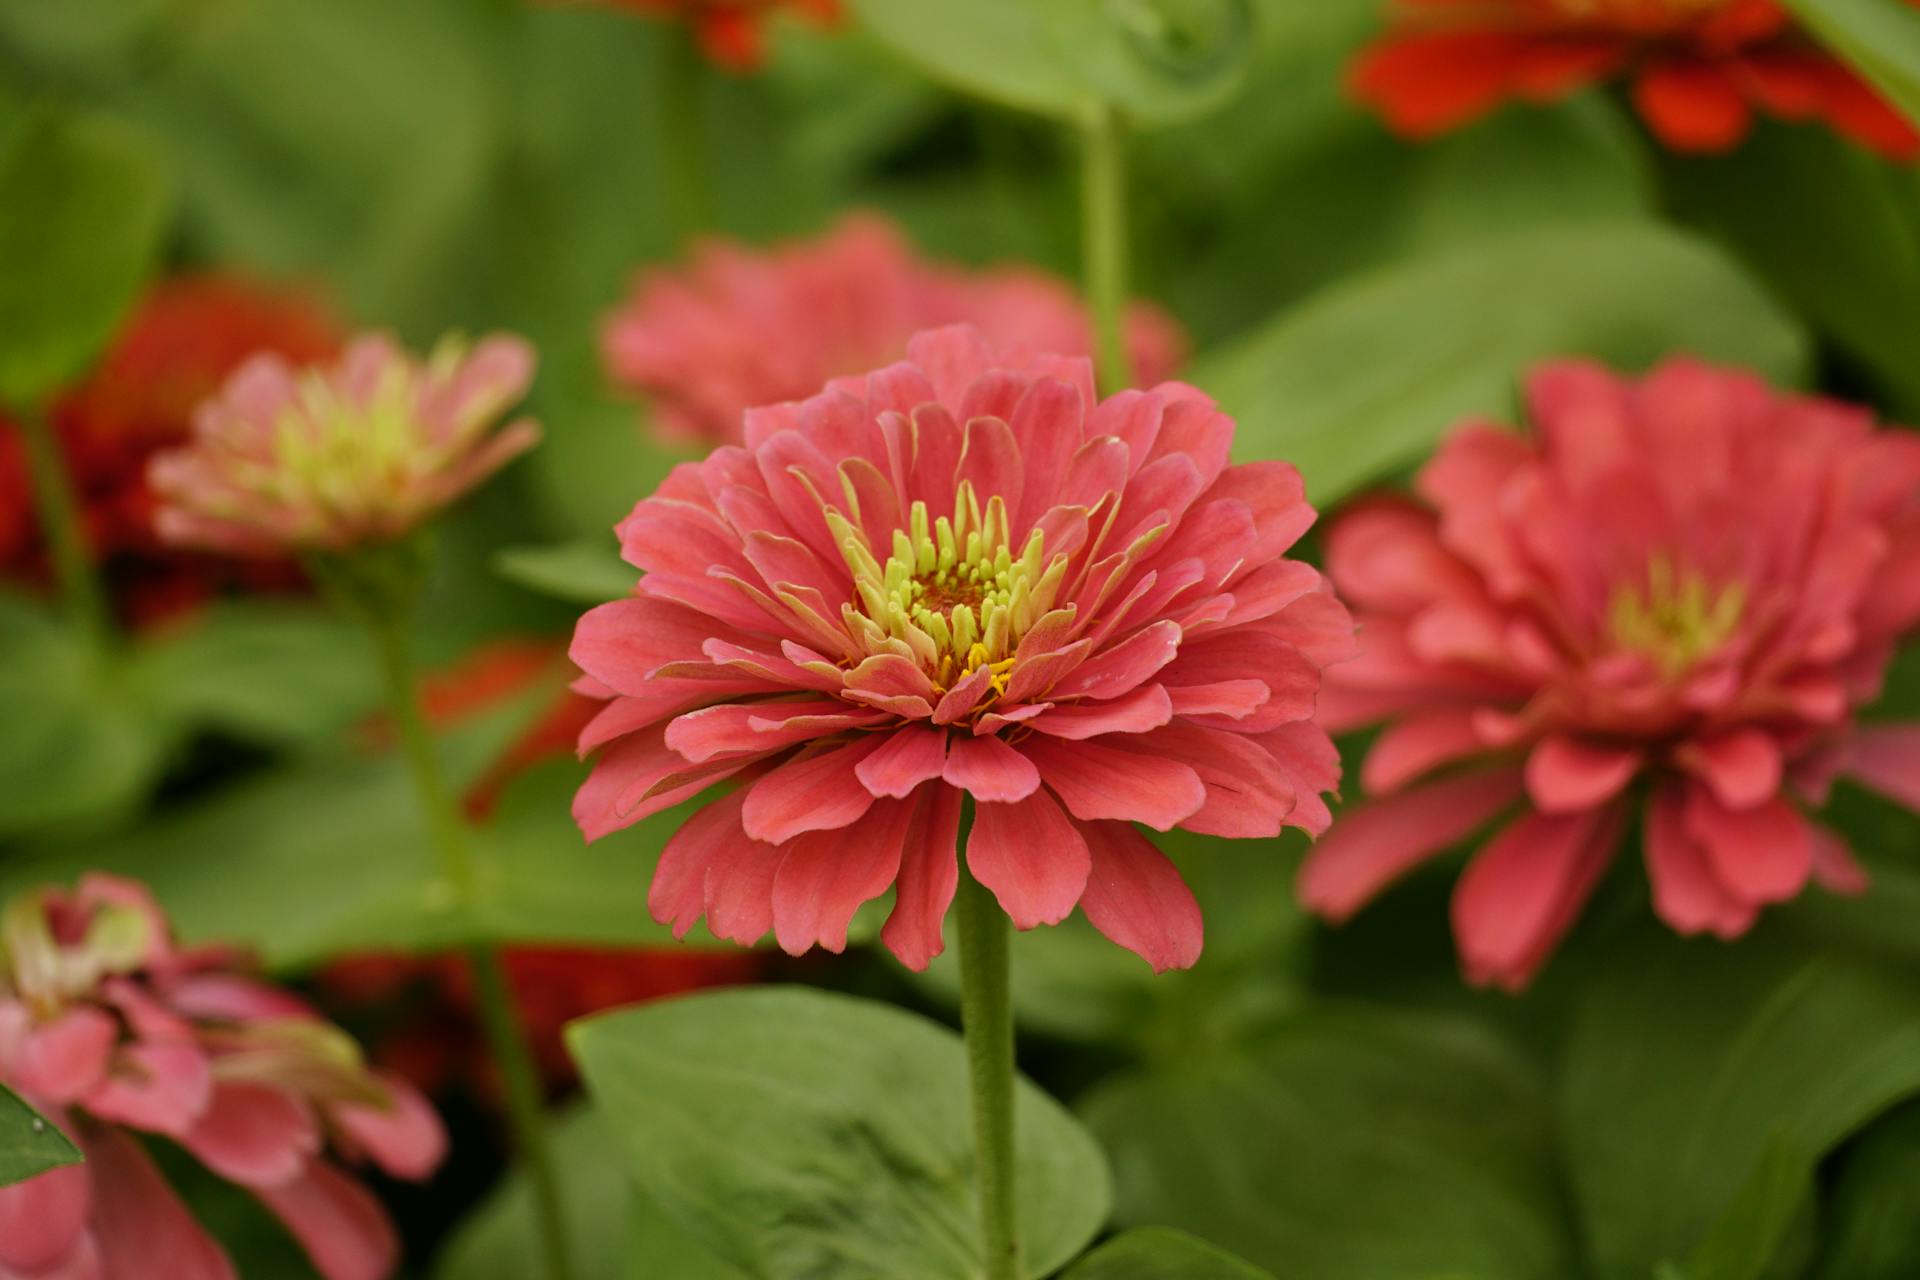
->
[
  {"left": 0, "top": 874, "right": 445, "bottom": 1280},
  {"left": 600, "top": 213, "right": 1188, "bottom": 447},
  {"left": 571, "top": 325, "right": 1349, "bottom": 973},
  {"left": 149, "top": 334, "right": 541, "bottom": 557},
  {"left": 1300, "top": 359, "right": 1920, "bottom": 989},
  {"left": 553, "top": 0, "right": 840, "bottom": 69}
]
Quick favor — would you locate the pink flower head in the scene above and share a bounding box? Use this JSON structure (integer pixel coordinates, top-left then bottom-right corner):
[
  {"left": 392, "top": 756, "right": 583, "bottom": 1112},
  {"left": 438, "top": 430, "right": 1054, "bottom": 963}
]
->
[
  {"left": 149, "top": 334, "right": 541, "bottom": 557},
  {"left": 600, "top": 213, "right": 1188, "bottom": 447},
  {"left": 571, "top": 325, "right": 1351, "bottom": 973},
  {"left": 0, "top": 874, "right": 446, "bottom": 1280},
  {"left": 1301, "top": 359, "right": 1920, "bottom": 990}
]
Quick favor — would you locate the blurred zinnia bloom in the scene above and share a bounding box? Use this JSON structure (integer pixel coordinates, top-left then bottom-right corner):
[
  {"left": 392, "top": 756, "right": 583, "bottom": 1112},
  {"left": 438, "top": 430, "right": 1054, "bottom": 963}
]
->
[
  {"left": 0, "top": 874, "right": 445, "bottom": 1279},
  {"left": 1300, "top": 359, "right": 1920, "bottom": 989},
  {"left": 150, "top": 334, "right": 541, "bottom": 557},
  {"left": 572, "top": 325, "right": 1350, "bottom": 973},
  {"left": 1350, "top": 0, "right": 1920, "bottom": 158},
  {"left": 551, "top": 0, "right": 838, "bottom": 69},
  {"left": 601, "top": 213, "right": 1188, "bottom": 447},
  {"left": 0, "top": 275, "right": 341, "bottom": 625}
]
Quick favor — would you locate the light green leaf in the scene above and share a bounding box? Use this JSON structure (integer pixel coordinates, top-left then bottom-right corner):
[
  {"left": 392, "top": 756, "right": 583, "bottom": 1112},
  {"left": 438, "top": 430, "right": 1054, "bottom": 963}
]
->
[
  {"left": 1061, "top": 1228, "right": 1276, "bottom": 1279},
  {"left": 1079, "top": 1005, "right": 1577, "bottom": 1280},
  {"left": 1781, "top": 0, "right": 1920, "bottom": 130},
  {"left": 568, "top": 987, "right": 1112, "bottom": 1280},
  {"left": 1561, "top": 931, "right": 1920, "bottom": 1280},
  {"left": 0, "top": 105, "right": 169, "bottom": 406},
  {"left": 0, "top": 1085, "right": 81, "bottom": 1188},
  {"left": 494, "top": 541, "right": 634, "bottom": 606},
  {"left": 1673, "top": 1133, "right": 1816, "bottom": 1280},
  {"left": 1196, "top": 222, "right": 1808, "bottom": 507}
]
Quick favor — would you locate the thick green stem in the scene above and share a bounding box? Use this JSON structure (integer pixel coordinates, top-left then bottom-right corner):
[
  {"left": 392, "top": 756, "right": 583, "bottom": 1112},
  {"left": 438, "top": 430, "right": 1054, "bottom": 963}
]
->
[
  {"left": 15, "top": 405, "right": 108, "bottom": 645},
  {"left": 368, "top": 614, "right": 575, "bottom": 1280},
  {"left": 1080, "top": 103, "right": 1134, "bottom": 394},
  {"left": 660, "top": 23, "right": 714, "bottom": 245},
  {"left": 955, "top": 856, "right": 1020, "bottom": 1280}
]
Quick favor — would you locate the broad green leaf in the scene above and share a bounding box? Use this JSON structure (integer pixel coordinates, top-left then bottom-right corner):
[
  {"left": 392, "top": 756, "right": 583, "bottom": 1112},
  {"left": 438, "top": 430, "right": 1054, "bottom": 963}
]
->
[
  {"left": 494, "top": 541, "right": 634, "bottom": 606},
  {"left": 0, "top": 105, "right": 169, "bottom": 406},
  {"left": 1782, "top": 0, "right": 1920, "bottom": 129},
  {"left": 569, "top": 987, "right": 1112, "bottom": 1280},
  {"left": 1061, "top": 1228, "right": 1276, "bottom": 1279},
  {"left": 1196, "top": 222, "right": 1808, "bottom": 506},
  {"left": 435, "top": 1106, "right": 742, "bottom": 1280},
  {"left": 0, "top": 1085, "right": 81, "bottom": 1188},
  {"left": 1561, "top": 931, "right": 1920, "bottom": 1280},
  {"left": 1816, "top": 1101, "right": 1920, "bottom": 1279},
  {"left": 1079, "top": 1005, "right": 1577, "bottom": 1280},
  {"left": 1674, "top": 1134, "right": 1816, "bottom": 1280}
]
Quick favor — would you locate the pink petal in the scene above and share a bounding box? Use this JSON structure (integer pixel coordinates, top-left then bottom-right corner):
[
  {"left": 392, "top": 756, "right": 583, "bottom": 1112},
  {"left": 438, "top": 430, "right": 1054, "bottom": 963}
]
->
[
  {"left": 739, "top": 737, "right": 884, "bottom": 844},
  {"left": 1523, "top": 735, "right": 1642, "bottom": 814},
  {"left": 956, "top": 416, "right": 1023, "bottom": 518},
  {"left": 1047, "top": 620, "right": 1182, "bottom": 701},
  {"left": 941, "top": 735, "right": 1041, "bottom": 803},
  {"left": 855, "top": 727, "right": 949, "bottom": 799},
  {"left": 1451, "top": 804, "right": 1622, "bottom": 991},
  {"left": 701, "top": 825, "right": 788, "bottom": 948},
  {"left": 650, "top": 790, "right": 752, "bottom": 938},
  {"left": 1847, "top": 724, "right": 1920, "bottom": 811},
  {"left": 770, "top": 796, "right": 916, "bottom": 955},
  {"left": 1361, "top": 709, "right": 1487, "bottom": 794},
  {"left": 881, "top": 784, "right": 964, "bottom": 971},
  {"left": 1297, "top": 769, "right": 1523, "bottom": 920},
  {"left": 569, "top": 596, "right": 735, "bottom": 696},
  {"left": 84, "top": 1126, "right": 235, "bottom": 1280},
  {"left": 84, "top": 1042, "right": 211, "bottom": 1137},
  {"left": 253, "top": 1162, "right": 397, "bottom": 1280},
  {"left": 1643, "top": 782, "right": 1757, "bottom": 938},
  {"left": 1117, "top": 723, "right": 1292, "bottom": 838},
  {"left": 1678, "top": 728, "right": 1783, "bottom": 811},
  {"left": 9, "top": 1008, "right": 116, "bottom": 1104},
  {"left": 1682, "top": 788, "right": 1813, "bottom": 906},
  {"left": 665, "top": 700, "right": 878, "bottom": 763},
  {"left": 1027, "top": 684, "right": 1173, "bottom": 739},
  {"left": 1810, "top": 823, "right": 1869, "bottom": 896},
  {"left": 181, "top": 1083, "right": 319, "bottom": 1188},
  {"left": 573, "top": 728, "right": 757, "bottom": 842},
  {"left": 328, "top": 1074, "right": 446, "bottom": 1182},
  {"left": 966, "top": 790, "right": 1091, "bottom": 930},
  {"left": 0, "top": 1159, "right": 90, "bottom": 1273},
  {"left": 1077, "top": 821, "right": 1202, "bottom": 973},
  {"left": 1023, "top": 737, "right": 1205, "bottom": 831}
]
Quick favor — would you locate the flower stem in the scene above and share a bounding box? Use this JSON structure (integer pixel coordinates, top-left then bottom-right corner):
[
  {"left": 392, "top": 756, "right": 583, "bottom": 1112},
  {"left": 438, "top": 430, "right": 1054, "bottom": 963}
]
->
[
  {"left": 15, "top": 404, "right": 108, "bottom": 645},
  {"left": 1080, "top": 102, "right": 1134, "bottom": 394},
  {"left": 367, "top": 611, "right": 575, "bottom": 1280},
  {"left": 955, "top": 855, "right": 1020, "bottom": 1280},
  {"left": 660, "top": 23, "right": 714, "bottom": 245}
]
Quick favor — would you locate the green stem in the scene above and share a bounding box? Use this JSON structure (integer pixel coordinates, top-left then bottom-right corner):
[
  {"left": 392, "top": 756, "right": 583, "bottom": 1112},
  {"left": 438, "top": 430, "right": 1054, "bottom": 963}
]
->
[
  {"left": 660, "top": 23, "right": 714, "bottom": 244},
  {"left": 955, "top": 854, "right": 1020, "bottom": 1280},
  {"left": 15, "top": 404, "right": 108, "bottom": 645},
  {"left": 1080, "top": 102, "right": 1134, "bottom": 394},
  {"left": 368, "top": 614, "right": 575, "bottom": 1280}
]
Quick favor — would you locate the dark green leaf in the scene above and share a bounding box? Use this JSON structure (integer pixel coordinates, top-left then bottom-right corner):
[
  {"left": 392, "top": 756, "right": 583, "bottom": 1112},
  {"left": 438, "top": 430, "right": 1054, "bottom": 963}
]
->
[
  {"left": 0, "top": 104, "right": 169, "bottom": 406},
  {"left": 1061, "top": 1228, "right": 1276, "bottom": 1279},
  {"left": 568, "top": 987, "right": 1111, "bottom": 1280},
  {"left": 1079, "top": 1005, "right": 1577, "bottom": 1280},
  {"left": 1675, "top": 1133, "right": 1816, "bottom": 1280},
  {"left": 1561, "top": 931, "right": 1920, "bottom": 1280},
  {"left": 1197, "top": 222, "right": 1808, "bottom": 506},
  {"left": 0, "top": 1085, "right": 81, "bottom": 1188},
  {"left": 1815, "top": 1101, "right": 1920, "bottom": 1280},
  {"left": 494, "top": 541, "right": 634, "bottom": 606},
  {"left": 1781, "top": 0, "right": 1920, "bottom": 129}
]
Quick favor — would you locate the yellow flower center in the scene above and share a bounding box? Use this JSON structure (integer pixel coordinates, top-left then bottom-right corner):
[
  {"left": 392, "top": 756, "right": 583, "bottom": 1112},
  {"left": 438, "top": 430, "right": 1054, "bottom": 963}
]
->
[{"left": 1607, "top": 555, "right": 1746, "bottom": 675}]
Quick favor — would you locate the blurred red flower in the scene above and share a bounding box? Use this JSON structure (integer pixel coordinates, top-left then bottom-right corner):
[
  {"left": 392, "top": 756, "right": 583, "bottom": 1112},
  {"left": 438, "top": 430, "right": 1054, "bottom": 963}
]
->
[
  {"left": 601, "top": 212, "right": 1189, "bottom": 447},
  {"left": 573, "top": 325, "right": 1348, "bottom": 974},
  {"left": 1350, "top": 0, "right": 1920, "bottom": 158},
  {"left": 1300, "top": 359, "right": 1920, "bottom": 989},
  {"left": 0, "top": 275, "right": 341, "bottom": 626},
  {"left": 550, "top": 0, "right": 839, "bottom": 69}
]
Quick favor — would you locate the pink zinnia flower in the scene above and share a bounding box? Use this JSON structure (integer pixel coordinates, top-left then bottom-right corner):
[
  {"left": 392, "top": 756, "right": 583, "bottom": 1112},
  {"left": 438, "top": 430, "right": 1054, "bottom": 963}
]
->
[
  {"left": 600, "top": 213, "right": 1188, "bottom": 447},
  {"left": 0, "top": 874, "right": 446, "bottom": 1280},
  {"left": 1300, "top": 358, "right": 1920, "bottom": 990},
  {"left": 149, "top": 334, "right": 541, "bottom": 557},
  {"left": 570, "top": 325, "right": 1350, "bottom": 973}
]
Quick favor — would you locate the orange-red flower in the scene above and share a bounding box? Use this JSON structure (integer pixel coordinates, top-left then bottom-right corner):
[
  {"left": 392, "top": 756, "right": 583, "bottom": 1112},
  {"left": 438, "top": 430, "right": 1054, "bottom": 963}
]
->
[
  {"left": 1350, "top": 0, "right": 1920, "bottom": 157},
  {"left": 549, "top": 0, "right": 839, "bottom": 69}
]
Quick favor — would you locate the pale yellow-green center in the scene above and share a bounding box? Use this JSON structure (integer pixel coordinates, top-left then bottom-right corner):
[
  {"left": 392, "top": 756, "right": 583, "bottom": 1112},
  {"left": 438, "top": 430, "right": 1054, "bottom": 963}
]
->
[{"left": 1608, "top": 555, "right": 1746, "bottom": 675}]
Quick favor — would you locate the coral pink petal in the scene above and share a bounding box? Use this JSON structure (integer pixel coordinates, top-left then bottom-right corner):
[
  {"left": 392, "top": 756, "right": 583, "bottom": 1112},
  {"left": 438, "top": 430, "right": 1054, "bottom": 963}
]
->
[
  {"left": 1077, "top": 821, "right": 1203, "bottom": 973},
  {"left": 1451, "top": 805, "right": 1621, "bottom": 991},
  {"left": 1643, "top": 783, "right": 1757, "bottom": 938},
  {"left": 329, "top": 1074, "right": 447, "bottom": 1181},
  {"left": 739, "top": 737, "right": 885, "bottom": 845},
  {"left": 1680, "top": 728, "right": 1784, "bottom": 811},
  {"left": 9, "top": 1007, "right": 116, "bottom": 1104},
  {"left": 180, "top": 1083, "right": 320, "bottom": 1188},
  {"left": 1047, "top": 620, "right": 1182, "bottom": 700},
  {"left": 0, "top": 1160, "right": 91, "bottom": 1273},
  {"left": 855, "top": 727, "right": 949, "bottom": 799},
  {"left": 84, "top": 1127, "right": 235, "bottom": 1280},
  {"left": 771, "top": 796, "right": 916, "bottom": 955},
  {"left": 701, "top": 825, "right": 789, "bottom": 948},
  {"left": 84, "top": 1041, "right": 212, "bottom": 1137},
  {"left": 966, "top": 790, "right": 1091, "bottom": 930},
  {"left": 253, "top": 1162, "right": 397, "bottom": 1280},
  {"left": 1809, "top": 823, "right": 1870, "bottom": 896},
  {"left": 650, "top": 790, "right": 750, "bottom": 938},
  {"left": 1120, "top": 723, "right": 1293, "bottom": 838},
  {"left": 881, "top": 784, "right": 964, "bottom": 971},
  {"left": 1361, "top": 709, "right": 1488, "bottom": 795},
  {"left": 940, "top": 735, "right": 1041, "bottom": 803},
  {"left": 1023, "top": 736, "right": 1205, "bottom": 831},
  {"left": 1847, "top": 724, "right": 1920, "bottom": 812},
  {"left": 1027, "top": 684, "right": 1173, "bottom": 739},
  {"left": 1298, "top": 769, "right": 1523, "bottom": 921},
  {"left": 1523, "top": 735, "right": 1642, "bottom": 814},
  {"left": 1682, "top": 788, "right": 1813, "bottom": 906}
]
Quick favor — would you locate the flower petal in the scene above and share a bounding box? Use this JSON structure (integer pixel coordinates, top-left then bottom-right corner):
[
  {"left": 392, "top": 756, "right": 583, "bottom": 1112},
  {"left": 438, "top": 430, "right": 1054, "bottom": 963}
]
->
[
  {"left": 739, "top": 737, "right": 885, "bottom": 844},
  {"left": 1643, "top": 782, "right": 1757, "bottom": 938},
  {"left": 771, "top": 796, "right": 916, "bottom": 955},
  {"left": 966, "top": 790, "right": 1091, "bottom": 930},
  {"left": 1451, "top": 803, "right": 1622, "bottom": 991},
  {"left": 1023, "top": 736, "right": 1204, "bottom": 831},
  {"left": 1682, "top": 788, "right": 1812, "bottom": 906},
  {"left": 181, "top": 1083, "right": 319, "bottom": 1188},
  {"left": 1077, "top": 821, "right": 1202, "bottom": 973},
  {"left": 85, "top": 1127, "right": 235, "bottom": 1280},
  {"left": 941, "top": 735, "right": 1042, "bottom": 803},
  {"left": 329, "top": 1073, "right": 446, "bottom": 1182},
  {"left": 1523, "top": 734, "right": 1642, "bottom": 814},
  {"left": 881, "top": 784, "right": 964, "bottom": 971},
  {"left": 855, "top": 727, "right": 949, "bottom": 799},
  {"left": 253, "top": 1162, "right": 397, "bottom": 1280},
  {"left": 0, "top": 1158, "right": 90, "bottom": 1273}
]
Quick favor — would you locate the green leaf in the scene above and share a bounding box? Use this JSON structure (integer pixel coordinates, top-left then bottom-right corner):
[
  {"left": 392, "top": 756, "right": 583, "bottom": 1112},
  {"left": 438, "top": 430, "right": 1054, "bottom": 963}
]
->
[
  {"left": 1674, "top": 1133, "right": 1816, "bottom": 1280},
  {"left": 1560, "top": 931, "right": 1920, "bottom": 1280},
  {"left": 1781, "top": 0, "right": 1920, "bottom": 130},
  {"left": 0, "top": 1084, "right": 81, "bottom": 1188},
  {"left": 1079, "top": 1005, "right": 1577, "bottom": 1280},
  {"left": 435, "top": 1106, "right": 743, "bottom": 1280},
  {"left": 0, "top": 104, "right": 169, "bottom": 406},
  {"left": 1815, "top": 1100, "right": 1920, "bottom": 1280},
  {"left": 568, "top": 987, "right": 1112, "bottom": 1280},
  {"left": 494, "top": 540, "right": 634, "bottom": 606},
  {"left": 844, "top": 0, "right": 1255, "bottom": 126},
  {"left": 1195, "top": 221, "right": 1808, "bottom": 507},
  {"left": 1061, "top": 1228, "right": 1276, "bottom": 1279}
]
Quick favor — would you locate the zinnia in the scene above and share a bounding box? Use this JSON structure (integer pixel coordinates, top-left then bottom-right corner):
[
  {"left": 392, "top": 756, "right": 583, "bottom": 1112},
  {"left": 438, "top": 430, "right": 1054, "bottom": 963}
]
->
[
  {"left": 1350, "top": 0, "right": 1920, "bottom": 158},
  {"left": 571, "top": 324, "right": 1350, "bottom": 973},
  {"left": 550, "top": 0, "right": 839, "bottom": 69},
  {"left": 0, "top": 874, "right": 445, "bottom": 1280},
  {"left": 600, "top": 213, "right": 1188, "bottom": 447},
  {"left": 1299, "top": 358, "right": 1920, "bottom": 990},
  {"left": 149, "top": 333, "right": 541, "bottom": 557}
]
